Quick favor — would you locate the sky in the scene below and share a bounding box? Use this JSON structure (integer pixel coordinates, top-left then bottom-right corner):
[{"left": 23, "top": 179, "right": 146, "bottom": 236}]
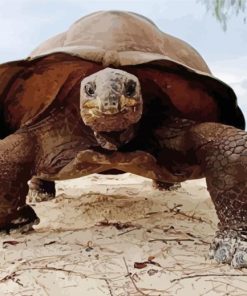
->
[{"left": 0, "top": 0, "right": 247, "bottom": 118}]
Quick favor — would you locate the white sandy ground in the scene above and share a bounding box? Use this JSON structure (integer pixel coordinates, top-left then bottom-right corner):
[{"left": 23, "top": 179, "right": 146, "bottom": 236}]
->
[{"left": 0, "top": 174, "right": 247, "bottom": 296}]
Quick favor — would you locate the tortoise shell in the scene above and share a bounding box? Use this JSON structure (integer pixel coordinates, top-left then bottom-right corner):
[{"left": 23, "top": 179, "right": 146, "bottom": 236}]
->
[{"left": 0, "top": 10, "right": 244, "bottom": 133}]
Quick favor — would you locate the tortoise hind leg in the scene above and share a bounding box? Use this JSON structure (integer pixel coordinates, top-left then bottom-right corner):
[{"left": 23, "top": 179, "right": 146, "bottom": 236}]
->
[
  {"left": 188, "top": 122, "right": 247, "bottom": 268},
  {"left": 0, "top": 132, "right": 39, "bottom": 232},
  {"left": 153, "top": 180, "right": 181, "bottom": 191},
  {"left": 28, "top": 177, "right": 56, "bottom": 203}
]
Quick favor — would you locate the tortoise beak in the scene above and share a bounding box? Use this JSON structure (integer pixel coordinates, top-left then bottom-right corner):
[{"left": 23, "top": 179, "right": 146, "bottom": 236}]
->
[
  {"left": 82, "top": 95, "right": 140, "bottom": 115},
  {"left": 120, "top": 95, "right": 138, "bottom": 110}
]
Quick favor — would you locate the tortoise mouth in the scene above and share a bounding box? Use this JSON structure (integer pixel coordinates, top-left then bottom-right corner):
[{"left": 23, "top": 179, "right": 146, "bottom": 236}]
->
[
  {"left": 82, "top": 95, "right": 140, "bottom": 114},
  {"left": 88, "top": 105, "right": 136, "bottom": 116},
  {"left": 81, "top": 104, "right": 143, "bottom": 132}
]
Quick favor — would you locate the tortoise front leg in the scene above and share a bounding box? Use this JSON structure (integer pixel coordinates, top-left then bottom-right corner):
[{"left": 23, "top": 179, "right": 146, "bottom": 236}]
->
[
  {"left": 28, "top": 177, "right": 56, "bottom": 202},
  {"left": 57, "top": 150, "right": 187, "bottom": 182},
  {"left": 188, "top": 122, "right": 247, "bottom": 268},
  {"left": 0, "top": 132, "right": 39, "bottom": 232}
]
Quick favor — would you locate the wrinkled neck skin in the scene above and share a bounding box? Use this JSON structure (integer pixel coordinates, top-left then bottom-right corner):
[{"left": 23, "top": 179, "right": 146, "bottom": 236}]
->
[{"left": 93, "top": 124, "right": 139, "bottom": 151}]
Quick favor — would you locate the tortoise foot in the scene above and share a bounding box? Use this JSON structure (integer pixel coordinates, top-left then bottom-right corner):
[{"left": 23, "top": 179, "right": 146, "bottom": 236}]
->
[
  {"left": 28, "top": 190, "right": 56, "bottom": 203},
  {"left": 28, "top": 178, "right": 56, "bottom": 203},
  {"left": 209, "top": 229, "right": 247, "bottom": 269},
  {"left": 1, "top": 205, "right": 40, "bottom": 234},
  {"left": 153, "top": 180, "right": 181, "bottom": 191}
]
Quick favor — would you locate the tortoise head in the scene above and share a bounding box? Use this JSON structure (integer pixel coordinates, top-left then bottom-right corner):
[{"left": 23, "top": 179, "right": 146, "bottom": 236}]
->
[{"left": 80, "top": 68, "right": 143, "bottom": 132}]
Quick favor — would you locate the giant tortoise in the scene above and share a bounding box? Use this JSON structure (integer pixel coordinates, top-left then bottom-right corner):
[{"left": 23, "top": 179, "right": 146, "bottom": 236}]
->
[{"left": 1, "top": 11, "right": 247, "bottom": 268}]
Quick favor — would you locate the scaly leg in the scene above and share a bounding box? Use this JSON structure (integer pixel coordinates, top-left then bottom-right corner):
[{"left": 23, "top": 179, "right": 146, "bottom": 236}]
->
[
  {"left": 188, "top": 122, "right": 247, "bottom": 268},
  {"left": 56, "top": 150, "right": 187, "bottom": 182},
  {"left": 0, "top": 132, "right": 39, "bottom": 232}
]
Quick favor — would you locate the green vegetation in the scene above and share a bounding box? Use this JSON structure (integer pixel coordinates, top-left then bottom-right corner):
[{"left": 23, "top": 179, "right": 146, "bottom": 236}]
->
[{"left": 199, "top": 0, "right": 246, "bottom": 30}]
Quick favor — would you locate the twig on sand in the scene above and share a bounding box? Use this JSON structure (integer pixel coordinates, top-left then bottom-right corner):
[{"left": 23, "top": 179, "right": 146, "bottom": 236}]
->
[
  {"left": 205, "top": 279, "right": 247, "bottom": 294},
  {"left": 0, "top": 266, "right": 87, "bottom": 284},
  {"left": 34, "top": 277, "right": 49, "bottom": 296},
  {"left": 97, "top": 219, "right": 134, "bottom": 230},
  {"left": 0, "top": 272, "right": 23, "bottom": 286},
  {"left": 171, "top": 273, "right": 247, "bottom": 283},
  {"left": 118, "top": 227, "right": 140, "bottom": 236},
  {"left": 104, "top": 279, "right": 114, "bottom": 296},
  {"left": 0, "top": 272, "right": 16, "bottom": 283},
  {"left": 149, "top": 238, "right": 194, "bottom": 243},
  {"left": 167, "top": 205, "right": 211, "bottom": 224},
  {"left": 123, "top": 257, "right": 150, "bottom": 296},
  {"left": 0, "top": 265, "right": 125, "bottom": 286},
  {"left": 146, "top": 205, "right": 212, "bottom": 225},
  {"left": 170, "top": 210, "right": 207, "bottom": 223},
  {"left": 199, "top": 283, "right": 223, "bottom": 296}
]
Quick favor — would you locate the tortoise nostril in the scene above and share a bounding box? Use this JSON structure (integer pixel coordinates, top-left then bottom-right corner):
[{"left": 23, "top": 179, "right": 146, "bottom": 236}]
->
[{"left": 103, "top": 100, "right": 118, "bottom": 109}]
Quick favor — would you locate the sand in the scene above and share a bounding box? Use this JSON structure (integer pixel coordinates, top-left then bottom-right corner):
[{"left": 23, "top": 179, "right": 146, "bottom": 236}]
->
[{"left": 0, "top": 173, "right": 247, "bottom": 296}]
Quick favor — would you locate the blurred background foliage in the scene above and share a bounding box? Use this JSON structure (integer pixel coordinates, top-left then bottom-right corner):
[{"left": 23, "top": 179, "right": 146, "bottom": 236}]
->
[{"left": 199, "top": 0, "right": 246, "bottom": 30}]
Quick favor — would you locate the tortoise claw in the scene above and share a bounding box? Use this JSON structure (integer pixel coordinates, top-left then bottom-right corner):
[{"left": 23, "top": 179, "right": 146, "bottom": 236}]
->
[
  {"left": 9, "top": 218, "right": 40, "bottom": 234},
  {"left": 28, "top": 189, "right": 55, "bottom": 203},
  {"left": 209, "top": 229, "right": 247, "bottom": 269},
  {"left": 232, "top": 250, "right": 247, "bottom": 268},
  {"left": 28, "top": 179, "right": 55, "bottom": 203},
  {"left": 0, "top": 205, "right": 40, "bottom": 234},
  {"left": 212, "top": 243, "right": 234, "bottom": 264},
  {"left": 153, "top": 180, "right": 181, "bottom": 191}
]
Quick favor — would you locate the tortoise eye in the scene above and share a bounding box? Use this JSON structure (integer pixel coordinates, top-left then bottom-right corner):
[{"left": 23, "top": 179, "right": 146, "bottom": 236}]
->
[
  {"left": 85, "top": 82, "right": 96, "bottom": 96},
  {"left": 125, "top": 80, "right": 136, "bottom": 97}
]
